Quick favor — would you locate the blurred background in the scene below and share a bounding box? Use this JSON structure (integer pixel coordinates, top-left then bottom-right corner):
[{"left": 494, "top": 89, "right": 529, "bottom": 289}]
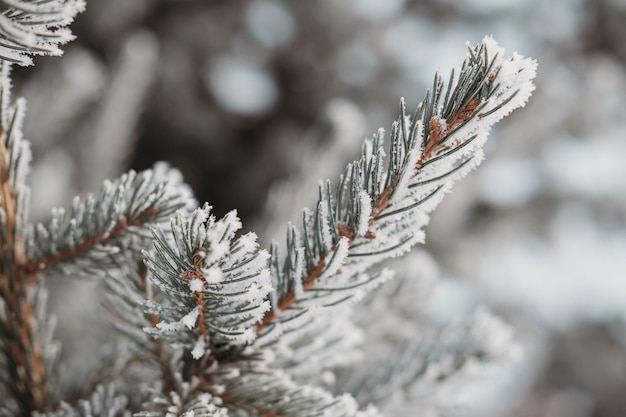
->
[{"left": 12, "top": 0, "right": 626, "bottom": 416}]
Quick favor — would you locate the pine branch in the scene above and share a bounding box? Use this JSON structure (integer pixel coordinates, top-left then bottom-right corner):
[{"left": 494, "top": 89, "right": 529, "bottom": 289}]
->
[
  {"left": 258, "top": 36, "right": 536, "bottom": 342},
  {"left": 216, "top": 359, "right": 382, "bottom": 417},
  {"left": 142, "top": 204, "right": 272, "bottom": 360},
  {"left": 24, "top": 163, "right": 195, "bottom": 280},
  {"left": 0, "top": 61, "right": 52, "bottom": 415},
  {"left": 343, "top": 307, "right": 519, "bottom": 410},
  {"left": 268, "top": 312, "right": 364, "bottom": 384},
  {"left": 136, "top": 372, "right": 229, "bottom": 417},
  {"left": 0, "top": 0, "right": 85, "bottom": 66},
  {"left": 138, "top": 393, "right": 228, "bottom": 417},
  {"left": 102, "top": 254, "right": 177, "bottom": 395},
  {"left": 32, "top": 385, "right": 131, "bottom": 417}
]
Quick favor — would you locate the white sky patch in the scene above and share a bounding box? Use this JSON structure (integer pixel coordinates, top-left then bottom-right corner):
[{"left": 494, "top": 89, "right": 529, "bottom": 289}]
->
[{"left": 318, "top": 237, "right": 350, "bottom": 280}]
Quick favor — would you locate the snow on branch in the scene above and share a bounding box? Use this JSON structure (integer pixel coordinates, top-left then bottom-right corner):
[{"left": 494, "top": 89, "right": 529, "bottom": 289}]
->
[
  {"left": 267, "top": 311, "right": 365, "bottom": 384},
  {"left": 217, "top": 359, "right": 382, "bottom": 417},
  {"left": 137, "top": 372, "right": 229, "bottom": 417},
  {"left": 0, "top": 60, "right": 51, "bottom": 415},
  {"left": 32, "top": 385, "right": 130, "bottom": 417},
  {"left": 344, "top": 307, "right": 520, "bottom": 414},
  {"left": 101, "top": 253, "right": 164, "bottom": 371},
  {"left": 24, "top": 163, "right": 195, "bottom": 278},
  {"left": 0, "top": 61, "right": 30, "bottom": 266},
  {"left": 258, "top": 36, "right": 537, "bottom": 342},
  {"left": 143, "top": 204, "right": 272, "bottom": 359},
  {"left": 0, "top": 0, "right": 85, "bottom": 66}
]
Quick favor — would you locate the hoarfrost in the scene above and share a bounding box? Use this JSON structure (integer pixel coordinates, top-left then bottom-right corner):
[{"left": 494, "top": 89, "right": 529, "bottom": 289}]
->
[
  {"left": 188, "top": 278, "right": 204, "bottom": 293},
  {"left": 191, "top": 336, "right": 207, "bottom": 359},
  {"left": 182, "top": 307, "right": 201, "bottom": 329}
]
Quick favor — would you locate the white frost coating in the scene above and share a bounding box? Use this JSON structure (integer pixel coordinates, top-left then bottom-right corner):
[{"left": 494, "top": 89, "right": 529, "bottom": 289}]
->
[
  {"left": 191, "top": 336, "right": 207, "bottom": 359},
  {"left": 205, "top": 241, "right": 229, "bottom": 266},
  {"left": 276, "top": 305, "right": 317, "bottom": 333},
  {"left": 480, "top": 36, "right": 537, "bottom": 123},
  {"left": 223, "top": 248, "right": 270, "bottom": 278},
  {"left": 292, "top": 247, "right": 306, "bottom": 299},
  {"left": 318, "top": 199, "right": 333, "bottom": 251},
  {"left": 274, "top": 311, "right": 364, "bottom": 378},
  {"left": 182, "top": 306, "right": 201, "bottom": 329},
  {"left": 318, "top": 237, "right": 350, "bottom": 281},
  {"left": 391, "top": 145, "right": 422, "bottom": 206},
  {"left": 221, "top": 210, "right": 243, "bottom": 237},
  {"left": 203, "top": 265, "right": 224, "bottom": 284},
  {"left": 188, "top": 278, "right": 204, "bottom": 292},
  {"left": 155, "top": 319, "right": 183, "bottom": 333},
  {"left": 0, "top": 0, "right": 86, "bottom": 66},
  {"left": 404, "top": 36, "right": 535, "bottom": 218},
  {"left": 172, "top": 212, "right": 188, "bottom": 256},
  {"left": 238, "top": 327, "right": 257, "bottom": 344},
  {"left": 236, "top": 232, "right": 259, "bottom": 254},
  {"left": 145, "top": 203, "right": 273, "bottom": 353},
  {"left": 356, "top": 190, "right": 372, "bottom": 237},
  {"left": 244, "top": 281, "right": 271, "bottom": 304},
  {"left": 470, "top": 306, "right": 522, "bottom": 360},
  {"left": 357, "top": 405, "right": 384, "bottom": 417},
  {"left": 189, "top": 206, "right": 210, "bottom": 247}
]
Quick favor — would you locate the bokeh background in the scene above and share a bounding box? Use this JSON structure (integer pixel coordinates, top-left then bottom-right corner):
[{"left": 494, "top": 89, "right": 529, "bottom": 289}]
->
[{"left": 12, "top": 0, "right": 626, "bottom": 416}]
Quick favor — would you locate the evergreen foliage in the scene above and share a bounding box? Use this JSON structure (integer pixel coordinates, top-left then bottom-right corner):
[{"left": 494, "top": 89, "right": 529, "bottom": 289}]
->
[
  {"left": 0, "top": 0, "right": 84, "bottom": 66},
  {"left": 0, "top": 4, "right": 536, "bottom": 416}
]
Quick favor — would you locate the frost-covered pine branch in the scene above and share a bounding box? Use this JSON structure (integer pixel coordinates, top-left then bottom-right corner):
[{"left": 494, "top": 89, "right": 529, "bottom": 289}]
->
[
  {"left": 119, "top": 36, "right": 535, "bottom": 416},
  {"left": 0, "top": 7, "right": 537, "bottom": 413},
  {"left": 0, "top": 0, "right": 85, "bottom": 66},
  {"left": 0, "top": 60, "right": 52, "bottom": 415},
  {"left": 32, "top": 385, "right": 131, "bottom": 417},
  {"left": 258, "top": 36, "right": 537, "bottom": 343},
  {"left": 333, "top": 252, "right": 521, "bottom": 415},
  {"left": 143, "top": 203, "right": 272, "bottom": 357},
  {"left": 25, "top": 162, "right": 195, "bottom": 278},
  {"left": 0, "top": 58, "right": 194, "bottom": 415}
]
